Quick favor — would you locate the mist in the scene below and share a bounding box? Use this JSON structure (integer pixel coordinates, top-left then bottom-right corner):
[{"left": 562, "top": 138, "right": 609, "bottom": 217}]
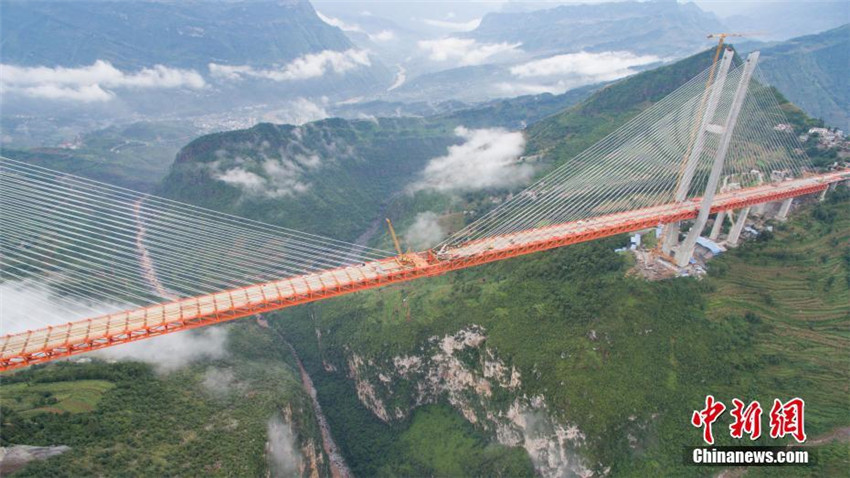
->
[
  {"left": 0, "top": 280, "right": 228, "bottom": 372},
  {"left": 410, "top": 126, "right": 531, "bottom": 193},
  {"left": 267, "top": 416, "right": 304, "bottom": 477}
]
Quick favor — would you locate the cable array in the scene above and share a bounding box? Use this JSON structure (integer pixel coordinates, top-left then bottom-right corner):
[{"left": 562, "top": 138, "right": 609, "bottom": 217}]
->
[
  {"left": 0, "top": 157, "right": 394, "bottom": 333},
  {"left": 443, "top": 63, "right": 813, "bottom": 248}
]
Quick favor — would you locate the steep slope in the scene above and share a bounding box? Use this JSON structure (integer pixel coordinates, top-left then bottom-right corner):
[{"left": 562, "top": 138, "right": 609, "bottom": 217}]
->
[
  {"left": 271, "top": 185, "right": 850, "bottom": 477},
  {"left": 0, "top": 322, "right": 332, "bottom": 477},
  {"left": 525, "top": 47, "right": 719, "bottom": 162},
  {"left": 755, "top": 24, "right": 850, "bottom": 131},
  {"left": 464, "top": 0, "right": 724, "bottom": 58},
  {"left": 158, "top": 118, "right": 461, "bottom": 240},
  {"left": 0, "top": 0, "right": 349, "bottom": 70}
]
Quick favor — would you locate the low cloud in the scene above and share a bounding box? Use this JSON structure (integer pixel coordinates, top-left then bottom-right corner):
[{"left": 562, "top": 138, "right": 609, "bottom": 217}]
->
[
  {"left": 95, "top": 327, "right": 228, "bottom": 373},
  {"left": 267, "top": 416, "right": 303, "bottom": 477},
  {"left": 405, "top": 212, "right": 446, "bottom": 249},
  {"left": 0, "top": 280, "right": 227, "bottom": 372},
  {"left": 494, "top": 81, "right": 571, "bottom": 96},
  {"left": 317, "top": 11, "right": 395, "bottom": 42},
  {"left": 262, "top": 98, "right": 329, "bottom": 126},
  {"left": 370, "top": 30, "right": 396, "bottom": 42},
  {"left": 418, "top": 38, "right": 521, "bottom": 66},
  {"left": 422, "top": 18, "right": 482, "bottom": 31},
  {"left": 510, "top": 51, "right": 660, "bottom": 81},
  {"left": 0, "top": 60, "right": 205, "bottom": 102},
  {"left": 410, "top": 126, "right": 531, "bottom": 193},
  {"left": 0, "top": 280, "right": 123, "bottom": 335},
  {"left": 211, "top": 150, "right": 322, "bottom": 199},
  {"left": 388, "top": 65, "right": 407, "bottom": 91},
  {"left": 201, "top": 367, "right": 241, "bottom": 397},
  {"left": 317, "top": 11, "right": 364, "bottom": 33},
  {"left": 210, "top": 49, "right": 370, "bottom": 82}
]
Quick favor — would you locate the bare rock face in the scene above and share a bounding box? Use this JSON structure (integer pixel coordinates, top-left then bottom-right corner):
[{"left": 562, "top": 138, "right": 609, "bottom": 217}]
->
[
  {"left": 343, "top": 325, "right": 591, "bottom": 477},
  {"left": 0, "top": 445, "right": 71, "bottom": 474}
]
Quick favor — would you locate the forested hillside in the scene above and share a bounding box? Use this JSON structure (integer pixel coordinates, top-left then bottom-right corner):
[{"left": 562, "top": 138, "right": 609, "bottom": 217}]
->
[
  {"left": 756, "top": 24, "right": 850, "bottom": 131},
  {"left": 269, "top": 189, "right": 850, "bottom": 476},
  {"left": 3, "top": 43, "right": 848, "bottom": 477}
]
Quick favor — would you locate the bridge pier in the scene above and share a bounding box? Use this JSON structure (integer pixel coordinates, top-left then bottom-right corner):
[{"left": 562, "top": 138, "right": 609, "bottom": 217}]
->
[
  {"left": 661, "top": 222, "right": 680, "bottom": 255},
  {"left": 726, "top": 207, "right": 751, "bottom": 246},
  {"left": 709, "top": 211, "right": 726, "bottom": 240},
  {"left": 776, "top": 198, "right": 794, "bottom": 221}
]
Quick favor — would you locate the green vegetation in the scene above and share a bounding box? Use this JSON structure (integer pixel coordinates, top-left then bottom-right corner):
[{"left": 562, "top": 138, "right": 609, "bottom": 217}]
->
[
  {"left": 526, "top": 48, "right": 720, "bottom": 165},
  {"left": 2, "top": 380, "right": 114, "bottom": 416},
  {"left": 159, "top": 118, "right": 462, "bottom": 241},
  {"left": 756, "top": 24, "right": 850, "bottom": 131},
  {"left": 392, "top": 405, "right": 534, "bottom": 477},
  {"left": 1, "top": 323, "right": 329, "bottom": 477},
  {"left": 1, "top": 121, "right": 200, "bottom": 191},
  {"left": 270, "top": 193, "right": 850, "bottom": 476}
]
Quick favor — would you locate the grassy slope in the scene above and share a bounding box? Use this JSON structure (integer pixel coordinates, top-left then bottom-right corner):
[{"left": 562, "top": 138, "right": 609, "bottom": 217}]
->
[
  {"left": 0, "top": 322, "right": 329, "bottom": 477},
  {"left": 274, "top": 192, "right": 850, "bottom": 476}
]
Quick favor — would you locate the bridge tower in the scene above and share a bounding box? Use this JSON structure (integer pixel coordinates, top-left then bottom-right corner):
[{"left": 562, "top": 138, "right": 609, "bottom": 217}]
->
[
  {"left": 676, "top": 51, "right": 761, "bottom": 267},
  {"left": 661, "top": 48, "right": 735, "bottom": 255}
]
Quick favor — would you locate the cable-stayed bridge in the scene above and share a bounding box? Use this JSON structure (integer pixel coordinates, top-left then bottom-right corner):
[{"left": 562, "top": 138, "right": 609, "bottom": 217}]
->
[{"left": 2, "top": 50, "right": 848, "bottom": 371}]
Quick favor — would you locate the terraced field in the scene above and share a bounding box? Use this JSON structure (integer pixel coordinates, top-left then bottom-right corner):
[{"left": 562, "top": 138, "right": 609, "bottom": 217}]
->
[{"left": 706, "top": 192, "right": 850, "bottom": 437}]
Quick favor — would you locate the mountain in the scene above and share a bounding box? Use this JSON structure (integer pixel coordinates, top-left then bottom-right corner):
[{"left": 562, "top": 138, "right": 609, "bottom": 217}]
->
[
  {"left": 1, "top": 0, "right": 349, "bottom": 70},
  {"left": 463, "top": 0, "right": 725, "bottom": 58},
  {"left": 5, "top": 44, "right": 849, "bottom": 477},
  {"left": 721, "top": 1, "right": 850, "bottom": 42},
  {"left": 158, "top": 118, "right": 462, "bottom": 241},
  {"left": 375, "top": 0, "right": 722, "bottom": 103},
  {"left": 526, "top": 47, "right": 720, "bottom": 162},
  {"left": 754, "top": 24, "right": 850, "bottom": 131},
  {"left": 0, "top": 0, "right": 393, "bottom": 144}
]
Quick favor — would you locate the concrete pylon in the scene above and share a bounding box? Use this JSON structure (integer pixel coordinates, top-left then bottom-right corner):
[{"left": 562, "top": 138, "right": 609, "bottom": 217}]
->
[
  {"left": 727, "top": 207, "right": 751, "bottom": 246},
  {"left": 677, "top": 51, "right": 761, "bottom": 267},
  {"left": 661, "top": 49, "right": 735, "bottom": 255},
  {"left": 709, "top": 211, "right": 726, "bottom": 240},
  {"left": 776, "top": 198, "right": 793, "bottom": 221}
]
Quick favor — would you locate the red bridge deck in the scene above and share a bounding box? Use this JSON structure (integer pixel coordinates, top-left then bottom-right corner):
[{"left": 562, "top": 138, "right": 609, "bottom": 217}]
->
[{"left": 1, "top": 170, "right": 847, "bottom": 371}]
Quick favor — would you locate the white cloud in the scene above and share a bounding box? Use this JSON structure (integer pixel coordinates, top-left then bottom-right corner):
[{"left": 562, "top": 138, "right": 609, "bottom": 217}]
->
[
  {"left": 418, "top": 38, "right": 521, "bottom": 66},
  {"left": 96, "top": 327, "right": 228, "bottom": 373},
  {"left": 262, "top": 98, "right": 329, "bottom": 126},
  {"left": 267, "top": 416, "right": 303, "bottom": 477},
  {"left": 410, "top": 126, "right": 531, "bottom": 193},
  {"left": 216, "top": 168, "right": 267, "bottom": 192},
  {"left": 209, "top": 49, "right": 371, "bottom": 82},
  {"left": 317, "top": 11, "right": 364, "bottom": 33},
  {"left": 0, "top": 60, "right": 205, "bottom": 102},
  {"left": 494, "top": 81, "right": 571, "bottom": 96},
  {"left": 422, "top": 18, "right": 482, "bottom": 31},
  {"left": 316, "top": 12, "right": 394, "bottom": 42},
  {"left": 0, "top": 280, "right": 227, "bottom": 372},
  {"left": 405, "top": 212, "right": 447, "bottom": 249},
  {"left": 510, "top": 51, "right": 660, "bottom": 81},
  {"left": 371, "top": 30, "right": 396, "bottom": 42},
  {"left": 387, "top": 65, "right": 407, "bottom": 91},
  {"left": 212, "top": 153, "right": 319, "bottom": 199}
]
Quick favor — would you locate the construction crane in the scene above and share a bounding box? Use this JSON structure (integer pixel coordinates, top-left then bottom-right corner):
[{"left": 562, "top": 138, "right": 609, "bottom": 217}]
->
[
  {"left": 706, "top": 32, "right": 755, "bottom": 66},
  {"left": 655, "top": 32, "right": 757, "bottom": 265},
  {"left": 385, "top": 218, "right": 416, "bottom": 266}
]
